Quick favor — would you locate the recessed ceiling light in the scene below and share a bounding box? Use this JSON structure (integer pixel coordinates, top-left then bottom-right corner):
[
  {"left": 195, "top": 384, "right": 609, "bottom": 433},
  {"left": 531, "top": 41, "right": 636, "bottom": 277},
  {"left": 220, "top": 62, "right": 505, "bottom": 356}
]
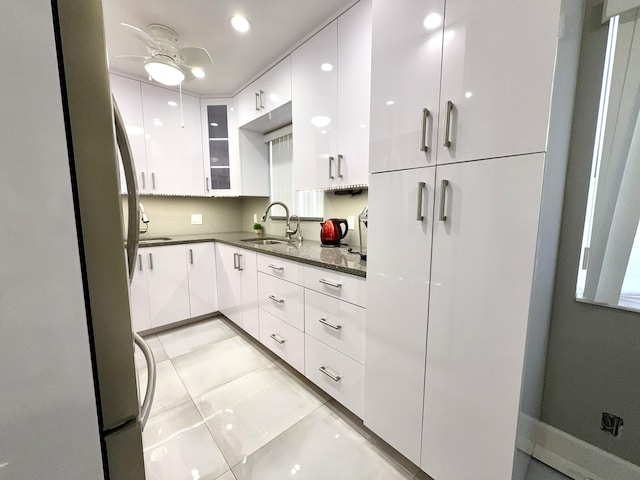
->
[
  {"left": 231, "top": 15, "right": 250, "bottom": 33},
  {"left": 191, "top": 67, "right": 205, "bottom": 78},
  {"left": 423, "top": 13, "right": 442, "bottom": 30},
  {"left": 320, "top": 63, "right": 334, "bottom": 72},
  {"left": 167, "top": 101, "right": 177, "bottom": 107}
]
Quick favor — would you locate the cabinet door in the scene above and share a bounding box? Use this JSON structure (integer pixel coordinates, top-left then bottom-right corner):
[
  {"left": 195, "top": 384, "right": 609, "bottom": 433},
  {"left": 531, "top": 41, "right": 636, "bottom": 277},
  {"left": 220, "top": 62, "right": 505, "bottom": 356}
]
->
[
  {"left": 292, "top": 20, "right": 338, "bottom": 191},
  {"left": 238, "top": 249, "right": 259, "bottom": 340},
  {"left": 237, "top": 81, "right": 262, "bottom": 127},
  {"left": 336, "top": 0, "right": 371, "bottom": 187},
  {"left": 215, "top": 243, "right": 242, "bottom": 327},
  {"left": 129, "top": 253, "right": 150, "bottom": 333},
  {"left": 141, "top": 83, "right": 204, "bottom": 195},
  {"left": 369, "top": 0, "right": 444, "bottom": 173},
  {"left": 364, "top": 166, "right": 435, "bottom": 464},
  {"left": 145, "top": 245, "right": 191, "bottom": 328},
  {"left": 421, "top": 154, "right": 544, "bottom": 479},
  {"left": 109, "top": 74, "right": 148, "bottom": 192},
  {"left": 187, "top": 243, "right": 218, "bottom": 318},
  {"left": 436, "top": 0, "right": 560, "bottom": 164}
]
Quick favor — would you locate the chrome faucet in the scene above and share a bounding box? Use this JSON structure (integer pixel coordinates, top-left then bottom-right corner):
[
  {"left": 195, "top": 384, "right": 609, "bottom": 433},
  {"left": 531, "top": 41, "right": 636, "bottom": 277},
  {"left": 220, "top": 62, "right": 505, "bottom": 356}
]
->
[{"left": 261, "top": 201, "right": 299, "bottom": 240}]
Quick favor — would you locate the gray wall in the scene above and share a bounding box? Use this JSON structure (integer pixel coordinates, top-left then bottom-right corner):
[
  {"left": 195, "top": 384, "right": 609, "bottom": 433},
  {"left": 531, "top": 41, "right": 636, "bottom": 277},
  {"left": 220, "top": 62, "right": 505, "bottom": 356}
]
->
[{"left": 541, "top": 2, "right": 640, "bottom": 465}]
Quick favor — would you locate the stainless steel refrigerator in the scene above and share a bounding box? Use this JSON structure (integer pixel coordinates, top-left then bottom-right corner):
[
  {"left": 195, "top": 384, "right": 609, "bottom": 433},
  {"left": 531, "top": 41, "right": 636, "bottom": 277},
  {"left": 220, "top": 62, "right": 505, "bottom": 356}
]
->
[{"left": 1, "top": 0, "right": 150, "bottom": 478}]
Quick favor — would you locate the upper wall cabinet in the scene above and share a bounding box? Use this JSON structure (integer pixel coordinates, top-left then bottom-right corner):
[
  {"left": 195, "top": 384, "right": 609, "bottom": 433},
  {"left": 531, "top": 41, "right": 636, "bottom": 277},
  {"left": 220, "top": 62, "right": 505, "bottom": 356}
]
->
[
  {"left": 292, "top": 0, "right": 372, "bottom": 190},
  {"left": 110, "top": 74, "right": 205, "bottom": 196},
  {"left": 201, "top": 97, "right": 270, "bottom": 197},
  {"left": 141, "top": 83, "right": 204, "bottom": 195},
  {"left": 237, "top": 57, "right": 292, "bottom": 127},
  {"left": 369, "top": 0, "right": 562, "bottom": 173}
]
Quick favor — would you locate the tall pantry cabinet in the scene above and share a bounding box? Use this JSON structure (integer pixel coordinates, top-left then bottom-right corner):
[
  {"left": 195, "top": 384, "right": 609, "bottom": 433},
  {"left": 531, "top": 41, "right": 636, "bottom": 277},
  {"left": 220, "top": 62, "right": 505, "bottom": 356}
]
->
[{"left": 364, "top": 1, "right": 583, "bottom": 479}]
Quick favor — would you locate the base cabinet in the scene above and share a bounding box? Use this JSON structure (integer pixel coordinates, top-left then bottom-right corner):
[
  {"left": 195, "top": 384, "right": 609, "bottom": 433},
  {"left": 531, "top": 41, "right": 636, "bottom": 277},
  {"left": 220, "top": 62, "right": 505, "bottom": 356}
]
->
[
  {"left": 215, "top": 243, "right": 259, "bottom": 338},
  {"left": 130, "top": 243, "right": 217, "bottom": 332}
]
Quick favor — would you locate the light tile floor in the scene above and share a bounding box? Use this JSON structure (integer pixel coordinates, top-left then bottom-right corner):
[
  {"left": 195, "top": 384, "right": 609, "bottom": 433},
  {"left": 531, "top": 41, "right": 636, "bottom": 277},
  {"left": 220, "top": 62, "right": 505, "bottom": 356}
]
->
[{"left": 135, "top": 316, "right": 570, "bottom": 480}]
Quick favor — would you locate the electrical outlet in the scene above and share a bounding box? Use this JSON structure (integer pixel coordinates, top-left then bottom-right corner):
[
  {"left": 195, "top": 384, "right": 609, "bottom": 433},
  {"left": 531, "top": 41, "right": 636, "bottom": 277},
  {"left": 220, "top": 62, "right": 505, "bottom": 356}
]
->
[
  {"left": 347, "top": 215, "right": 355, "bottom": 230},
  {"left": 191, "top": 214, "right": 203, "bottom": 225},
  {"left": 253, "top": 213, "right": 258, "bottom": 223},
  {"left": 601, "top": 412, "right": 623, "bottom": 436}
]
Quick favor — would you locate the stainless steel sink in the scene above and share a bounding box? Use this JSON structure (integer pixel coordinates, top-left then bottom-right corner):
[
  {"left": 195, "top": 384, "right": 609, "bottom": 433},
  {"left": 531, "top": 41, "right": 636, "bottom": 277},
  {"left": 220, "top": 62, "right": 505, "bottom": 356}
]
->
[{"left": 242, "top": 237, "right": 291, "bottom": 245}]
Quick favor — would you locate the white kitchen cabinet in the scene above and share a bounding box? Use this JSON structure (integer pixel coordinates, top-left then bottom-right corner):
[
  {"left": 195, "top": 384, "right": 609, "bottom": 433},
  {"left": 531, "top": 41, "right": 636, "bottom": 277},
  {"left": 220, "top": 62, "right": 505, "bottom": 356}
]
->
[
  {"left": 201, "top": 97, "right": 269, "bottom": 197},
  {"left": 420, "top": 154, "right": 544, "bottom": 480},
  {"left": 129, "top": 253, "right": 151, "bottom": 333},
  {"left": 109, "top": 74, "right": 148, "bottom": 193},
  {"left": 259, "top": 309, "right": 305, "bottom": 373},
  {"left": 292, "top": 0, "right": 371, "bottom": 190},
  {"left": 215, "top": 243, "right": 259, "bottom": 339},
  {"left": 303, "top": 265, "right": 367, "bottom": 308},
  {"left": 436, "top": 0, "right": 561, "bottom": 165},
  {"left": 144, "top": 244, "right": 191, "bottom": 329},
  {"left": 186, "top": 243, "right": 218, "bottom": 318},
  {"left": 368, "top": 0, "right": 444, "bottom": 173},
  {"left": 257, "top": 272, "right": 305, "bottom": 331},
  {"left": 237, "top": 56, "right": 291, "bottom": 127},
  {"left": 141, "top": 82, "right": 204, "bottom": 195},
  {"left": 364, "top": 166, "right": 435, "bottom": 464}
]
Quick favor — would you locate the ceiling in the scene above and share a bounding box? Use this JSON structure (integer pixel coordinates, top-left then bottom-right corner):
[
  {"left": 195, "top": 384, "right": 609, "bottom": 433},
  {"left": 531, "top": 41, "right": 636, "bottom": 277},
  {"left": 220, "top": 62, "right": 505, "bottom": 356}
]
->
[{"left": 101, "top": 0, "right": 354, "bottom": 97}]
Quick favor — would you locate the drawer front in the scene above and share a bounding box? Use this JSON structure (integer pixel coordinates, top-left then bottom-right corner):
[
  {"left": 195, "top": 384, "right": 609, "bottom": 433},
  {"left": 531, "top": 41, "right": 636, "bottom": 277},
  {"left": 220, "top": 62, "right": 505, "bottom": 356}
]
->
[
  {"left": 259, "top": 309, "right": 304, "bottom": 373},
  {"left": 305, "top": 335, "right": 364, "bottom": 418},
  {"left": 257, "top": 253, "right": 304, "bottom": 285},
  {"left": 258, "top": 272, "right": 304, "bottom": 330},
  {"left": 303, "top": 265, "right": 366, "bottom": 307},
  {"left": 305, "top": 290, "right": 365, "bottom": 364}
]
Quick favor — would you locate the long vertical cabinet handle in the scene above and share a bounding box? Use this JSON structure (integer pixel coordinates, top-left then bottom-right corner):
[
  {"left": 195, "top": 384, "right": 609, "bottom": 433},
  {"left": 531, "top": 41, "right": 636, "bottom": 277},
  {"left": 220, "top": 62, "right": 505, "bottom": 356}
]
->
[
  {"left": 141, "top": 172, "right": 146, "bottom": 189},
  {"left": 255, "top": 92, "right": 260, "bottom": 111},
  {"left": 443, "top": 100, "right": 453, "bottom": 148},
  {"left": 189, "top": 249, "right": 194, "bottom": 265},
  {"left": 329, "top": 156, "right": 335, "bottom": 179},
  {"left": 337, "top": 154, "right": 343, "bottom": 178},
  {"left": 151, "top": 172, "right": 156, "bottom": 190},
  {"left": 259, "top": 90, "right": 265, "bottom": 109},
  {"left": 416, "top": 182, "right": 426, "bottom": 221},
  {"left": 233, "top": 253, "right": 239, "bottom": 270},
  {"left": 148, "top": 253, "right": 154, "bottom": 270},
  {"left": 420, "top": 108, "right": 430, "bottom": 152},
  {"left": 138, "top": 254, "right": 143, "bottom": 271},
  {"left": 439, "top": 179, "right": 449, "bottom": 222},
  {"left": 237, "top": 254, "right": 243, "bottom": 271},
  {"left": 205, "top": 177, "right": 210, "bottom": 192}
]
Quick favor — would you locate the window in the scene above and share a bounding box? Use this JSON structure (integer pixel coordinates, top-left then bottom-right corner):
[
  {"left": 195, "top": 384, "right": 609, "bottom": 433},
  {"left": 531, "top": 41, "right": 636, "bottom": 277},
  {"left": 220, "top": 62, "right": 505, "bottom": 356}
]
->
[{"left": 577, "top": 8, "right": 640, "bottom": 311}]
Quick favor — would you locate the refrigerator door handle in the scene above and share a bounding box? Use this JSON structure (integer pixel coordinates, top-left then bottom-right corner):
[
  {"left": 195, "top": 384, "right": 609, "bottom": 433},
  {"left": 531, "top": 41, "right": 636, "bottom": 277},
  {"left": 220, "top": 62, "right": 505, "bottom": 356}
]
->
[{"left": 133, "top": 332, "right": 156, "bottom": 429}]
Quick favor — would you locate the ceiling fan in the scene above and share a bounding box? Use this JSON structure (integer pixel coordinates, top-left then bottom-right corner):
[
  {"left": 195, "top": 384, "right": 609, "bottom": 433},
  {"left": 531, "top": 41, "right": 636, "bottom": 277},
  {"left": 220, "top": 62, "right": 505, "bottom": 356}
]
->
[{"left": 118, "top": 23, "right": 213, "bottom": 86}]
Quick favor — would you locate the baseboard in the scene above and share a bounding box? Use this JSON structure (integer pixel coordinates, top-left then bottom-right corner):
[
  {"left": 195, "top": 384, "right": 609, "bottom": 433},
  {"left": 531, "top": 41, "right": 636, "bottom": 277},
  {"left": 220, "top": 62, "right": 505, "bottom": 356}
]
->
[{"left": 532, "top": 422, "right": 640, "bottom": 480}]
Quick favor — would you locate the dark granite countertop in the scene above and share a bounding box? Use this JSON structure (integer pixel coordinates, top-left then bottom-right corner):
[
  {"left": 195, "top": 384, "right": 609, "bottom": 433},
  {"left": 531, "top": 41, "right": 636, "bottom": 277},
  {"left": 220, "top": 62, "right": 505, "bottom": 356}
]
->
[{"left": 137, "top": 232, "right": 367, "bottom": 278}]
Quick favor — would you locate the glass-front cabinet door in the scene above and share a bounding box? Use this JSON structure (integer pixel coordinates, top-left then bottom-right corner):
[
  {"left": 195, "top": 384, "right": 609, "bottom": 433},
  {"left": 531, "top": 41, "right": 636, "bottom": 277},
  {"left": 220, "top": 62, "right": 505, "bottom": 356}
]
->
[{"left": 201, "top": 98, "right": 240, "bottom": 196}]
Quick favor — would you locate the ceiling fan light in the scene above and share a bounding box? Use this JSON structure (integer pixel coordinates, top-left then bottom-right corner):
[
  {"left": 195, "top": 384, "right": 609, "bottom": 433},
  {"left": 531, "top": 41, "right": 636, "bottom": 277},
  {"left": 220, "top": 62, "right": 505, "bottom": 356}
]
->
[
  {"left": 144, "top": 58, "right": 185, "bottom": 86},
  {"left": 230, "top": 15, "right": 251, "bottom": 33}
]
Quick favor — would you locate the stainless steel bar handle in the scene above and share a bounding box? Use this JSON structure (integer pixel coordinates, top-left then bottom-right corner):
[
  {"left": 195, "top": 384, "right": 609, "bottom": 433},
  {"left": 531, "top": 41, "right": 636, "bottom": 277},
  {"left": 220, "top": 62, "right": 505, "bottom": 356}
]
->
[
  {"left": 270, "top": 333, "right": 286, "bottom": 344},
  {"left": 319, "top": 318, "right": 342, "bottom": 330},
  {"left": 319, "top": 366, "right": 341, "bottom": 382},
  {"left": 329, "top": 156, "right": 335, "bottom": 179},
  {"left": 151, "top": 172, "right": 156, "bottom": 189},
  {"left": 268, "top": 264, "right": 284, "bottom": 271},
  {"left": 205, "top": 177, "right": 210, "bottom": 192},
  {"left": 133, "top": 332, "right": 156, "bottom": 430},
  {"left": 420, "top": 108, "right": 430, "bottom": 152},
  {"left": 255, "top": 92, "right": 260, "bottom": 111},
  {"left": 268, "top": 295, "right": 285, "bottom": 304},
  {"left": 189, "top": 249, "right": 194, "bottom": 265},
  {"left": 443, "top": 100, "right": 453, "bottom": 148},
  {"left": 416, "top": 181, "right": 426, "bottom": 221},
  {"left": 319, "top": 278, "right": 342, "bottom": 288},
  {"left": 237, "top": 254, "right": 243, "bottom": 271},
  {"left": 439, "top": 179, "right": 449, "bottom": 222},
  {"left": 337, "top": 154, "right": 343, "bottom": 178},
  {"left": 233, "top": 253, "right": 239, "bottom": 270},
  {"left": 259, "top": 90, "right": 265, "bottom": 109},
  {"left": 141, "top": 172, "right": 146, "bottom": 189},
  {"left": 149, "top": 253, "right": 153, "bottom": 270},
  {"left": 138, "top": 254, "right": 143, "bottom": 271}
]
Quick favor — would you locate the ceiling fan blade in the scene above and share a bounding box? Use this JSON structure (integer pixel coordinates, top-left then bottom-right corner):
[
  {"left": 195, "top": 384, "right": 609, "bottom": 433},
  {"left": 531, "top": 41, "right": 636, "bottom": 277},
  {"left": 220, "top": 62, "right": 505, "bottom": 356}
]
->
[
  {"left": 120, "top": 22, "right": 159, "bottom": 48},
  {"left": 179, "top": 47, "right": 213, "bottom": 67},
  {"left": 114, "top": 54, "right": 149, "bottom": 62}
]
